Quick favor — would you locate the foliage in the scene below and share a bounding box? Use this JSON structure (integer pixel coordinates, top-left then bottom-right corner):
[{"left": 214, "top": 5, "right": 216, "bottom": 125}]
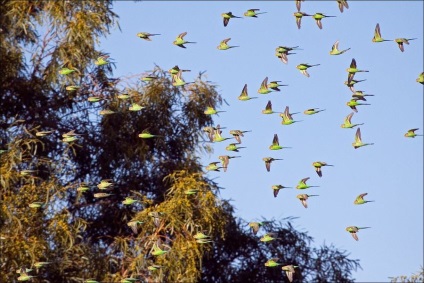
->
[
  {"left": 1, "top": 1, "right": 361, "bottom": 282},
  {"left": 389, "top": 267, "right": 424, "bottom": 283}
]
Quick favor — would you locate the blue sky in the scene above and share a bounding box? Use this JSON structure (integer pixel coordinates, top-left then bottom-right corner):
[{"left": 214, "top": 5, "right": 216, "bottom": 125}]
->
[{"left": 99, "top": 1, "right": 423, "bottom": 281}]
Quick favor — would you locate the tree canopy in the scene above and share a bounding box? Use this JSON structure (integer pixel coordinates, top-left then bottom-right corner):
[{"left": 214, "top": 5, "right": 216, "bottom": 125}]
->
[{"left": 1, "top": 1, "right": 360, "bottom": 282}]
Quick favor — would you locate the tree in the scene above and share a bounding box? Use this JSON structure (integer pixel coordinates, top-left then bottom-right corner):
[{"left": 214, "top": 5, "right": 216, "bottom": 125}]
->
[
  {"left": 389, "top": 267, "right": 424, "bottom": 283},
  {"left": 1, "top": 1, "right": 360, "bottom": 282}
]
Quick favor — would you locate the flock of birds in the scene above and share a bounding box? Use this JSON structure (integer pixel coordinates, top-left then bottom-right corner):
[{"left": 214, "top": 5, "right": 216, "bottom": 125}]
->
[{"left": 14, "top": 1, "right": 423, "bottom": 282}]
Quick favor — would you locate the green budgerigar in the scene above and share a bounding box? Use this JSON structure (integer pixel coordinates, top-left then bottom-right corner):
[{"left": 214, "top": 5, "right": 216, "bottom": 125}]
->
[
  {"left": 372, "top": 23, "right": 392, "bottom": 42},
  {"left": 347, "top": 58, "right": 369, "bottom": 84},
  {"left": 258, "top": 77, "right": 272, "bottom": 94},
  {"left": 297, "top": 194, "right": 319, "bottom": 208},
  {"left": 244, "top": 8, "right": 267, "bottom": 17},
  {"left": 303, "top": 108, "right": 325, "bottom": 115},
  {"left": 226, "top": 143, "right": 246, "bottom": 152},
  {"left": 173, "top": 32, "right": 196, "bottom": 48},
  {"left": 229, "top": 129, "right": 251, "bottom": 144},
  {"left": 394, "top": 37, "right": 417, "bottom": 52},
  {"left": 218, "top": 155, "right": 241, "bottom": 172},
  {"left": 138, "top": 129, "right": 162, "bottom": 138},
  {"left": 222, "top": 12, "right": 241, "bottom": 27},
  {"left": 238, "top": 84, "right": 258, "bottom": 101},
  {"left": 272, "top": 184, "right": 292, "bottom": 198},
  {"left": 346, "top": 226, "right": 370, "bottom": 241},
  {"left": 416, "top": 72, "right": 424, "bottom": 84},
  {"left": 337, "top": 0, "right": 349, "bottom": 13},
  {"left": 265, "top": 258, "right": 283, "bottom": 267},
  {"left": 267, "top": 80, "right": 288, "bottom": 91},
  {"left": 312, "top": 161, "right": 333, "bottom": 177},
  {"left": 262, "top": 100, "right": 281, "bottom": 115},
  {"left": 293, "top": 12, "right": 311, "bottom": 29},
  {"left": 404, "top": 128, "right": 423, "bottom": 138},
  {"left": 260, "top": 232, "right": 280, "bottom": 242},
  {"left": 296, "top": 177, "right": 319, "bottom": 190},
  {"left": 137, "top": 32, "right": 160, "bottom": 41},
  {"left": 341, "top": 112, "right": 364, "bottom": 129},
  {"left": 296, "top": 63, "right": 320, "bottom": 77},
  {"left": 352, "top": 90, "right": 374, "bottom": 101},
  {"left": 281, "top": 106, "right": 302, "bottom": 125},
  {"left": 354, "top": 193, "right": 374, "bottom": 205},
  {"left": 344, "top": 79, "right": 366, "bottom": 92},
  {"left": 312, "top": 13, "right": 336, "bottom": 29},
  {"left": 205, "top": 162, "right": 223, "bottom": 172},
  {"left": 263, "top": 157, "right": 283, "bottom": 172},
  {"left": 346, "top": 98, "right": 370, "bottom": 113},
  {"left": 269, "top": 134, "right": 291, "bottom": 150},
  {"left": 352, "top": 127, "right": 374, "bottom": 149},
  {"left": 330, "top": 40, "right": 351, "bottom": 55},
  {"left": 217, "top": 38, "right": 239, "bottom": 50}
]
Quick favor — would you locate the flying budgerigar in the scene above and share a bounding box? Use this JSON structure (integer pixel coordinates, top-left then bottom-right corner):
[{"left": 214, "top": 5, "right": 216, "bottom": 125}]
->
[
  {"left": 172, "top": 70, "right": 193, "bottom": 87},
  {"left": 263, "top": 157, "right": 283, "bottom": 172},
  {"left": 173, "top": 32, "right": 196, "bottom": 48},
  {"left": 260, "top": 232, "right": 280, "bottom": 242},
  {"left": 205, "top": 162, "right": 223, "bottom": 172},
  {"left": 344, "top": 79, "right": 366, "bottom": 92},
  {"left": 219, "top": 155, "right": 241, "bottom": 172},
  {"left": 416, "top": 72, "right": 424, "bottom": 84},
  {"left": 244, "top": 8, "right": 267, "bottom": 17},
  {"left": 17, "top": 268, "right": 37, "bottom": 281},
  {"left": 226, "top": 143, "right": 246, "bottom": 152},
  {"left": 269, "top": 134, "right": 291, "bottom": 150},
  {"left": 394, "top": 37, "right": 417, "bottom": 52},
  {"left": 312, "top": 13, "right": 336, "bottom": 29},
  {"left": 352, "top": 128, "right": 374, "bottom": 149},
  {"left": 262, "top": 100, "right": 281, "bottom": 115},
  {"left": 297, "top": 194, "right": 319, "bottom": 208},
  {"left": 330, "top": 40, "right": 351, "bottom": 55},
  {"left": 203, "top": 124, "right": 225, "bottom": 142},
  {"left": 213, "top": 126, "right": 232, "bottom": 143},
  {"left": 312, "top": 161, "right": 333, "bottom": 177},
  {"left": 151, "top": 243, "right": 168, "bottom": 256},
  {"left": 137, "top": 32, "right": 160, "bottom": 41},
  {"left": 139, "top": 129, "right": 162, "bottom": 139},
  {"left": 129, "top": 103, "right": 145, "bottom": 112},
  {"left": 267, "top": 80, "right": 288, "bottom": 91},
  {"left": 303, "top": 108, "right": 325, "bottom": 115},
  {"left": 281, "top": 106, "right": 302, "bottom": 125},
  {"left": 346, "top": 98, "right": 370, "bottom": 113},
  {"left": 258, "top": 77, "right": 272, "bottom": 94},
  {"left": 346, "top": 58, "right": 369, "bottom": 84},
  {"left": 94, "top": 55, "right": 110, "bottom": 66},
  {"left": 229, "top": 129, "right": 251, "bottom": 144},
  {"left": 222, "top": 12, "right": 241, "bottom": 27},
  {"left": 296, "top": 177, "right": 319, "bottom": 190},
  {"left": 346, "top": 226, "right": 370, "bottom": 241},
  {"left": 341, "top": 112, "right": 364, "bottom": 129},
  {"left": 248, "top": 221, "right": 270, "bottom": 235},
  {"left": 372, "top": 23, "right": 392, "bottom": 42},
  {"left": 238, "top": 84, "right": 258, "bottom": 101},
  {"left": 337, "top": 0, "right": 349, "bottom": 13},
  {"left": 354, "top": 193, "right": 374, "bottom": 205},
  {"left": 217, "top": 38, "right": 239, "bottom": 50},
  {"left": 275, "top": 45, "right": 300, "bottom": 64},
  {"left": 97, "top": 179, "right": 113, "bottom": 190},
  {"left": 265, "top": 258, "right": 283, "bottom": 267},
  {"left": 295, "top": 0, "right": 305, "bottom": 12},
  {"left": 272, "top": 184, "right": 292, "bottom": 198},
  {"left": 168, "top": 65, "right": 191, "bottom": 75},
  {"left": 351, "top": 90, "right": 374, "bottom": 101},
  {"left": 282, "top": 265, "right": 299, "bottom": 283},
  {"left": 59, "top": 67, "right": 77, "bottom": 75},
  {"left": 204, "top": 106, "right": 226, "bottom": 115},
  {"left": 293, "top": 12, "right": 311, "bottom": 29},
  {"left": 296, "top": 63, "right": 320, "bottom": 77},
  {"left": 122, "top": 197, "right": 139, "bottom": 205},
  {"left": 404, "top": 128, "right": 423, "bottom": 138}
]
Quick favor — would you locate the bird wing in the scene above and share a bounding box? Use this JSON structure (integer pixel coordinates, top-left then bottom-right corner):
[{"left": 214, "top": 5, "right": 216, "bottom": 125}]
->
[{"left": 272, "top": 134, "right": 279, "bottom": 145}]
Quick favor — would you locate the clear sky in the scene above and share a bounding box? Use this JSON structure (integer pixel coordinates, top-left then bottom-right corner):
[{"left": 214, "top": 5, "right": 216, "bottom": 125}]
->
[{"left": 99, "top": 1, "right": 424, "bottom": 281}]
